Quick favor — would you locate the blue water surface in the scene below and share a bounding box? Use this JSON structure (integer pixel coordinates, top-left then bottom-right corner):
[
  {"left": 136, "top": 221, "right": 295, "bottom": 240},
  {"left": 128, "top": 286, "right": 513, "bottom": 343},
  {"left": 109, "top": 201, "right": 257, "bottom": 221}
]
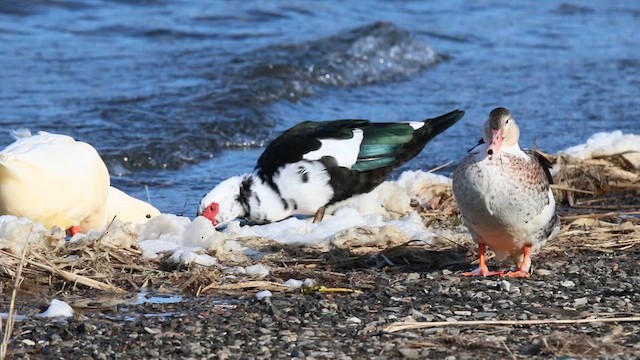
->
[{"left": 1, "top": 1, "right": 638, "bottom": 214}]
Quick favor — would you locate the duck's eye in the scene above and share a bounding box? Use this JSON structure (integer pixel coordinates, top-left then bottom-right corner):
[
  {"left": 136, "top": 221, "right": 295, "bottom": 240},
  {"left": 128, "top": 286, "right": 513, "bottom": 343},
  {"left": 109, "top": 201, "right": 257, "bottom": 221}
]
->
[
  {"left": 146, "top": 214, "right": 152, "bottom": 219},
  {"left": 210, "top": 204, "right": 217, "bottom": 211}
]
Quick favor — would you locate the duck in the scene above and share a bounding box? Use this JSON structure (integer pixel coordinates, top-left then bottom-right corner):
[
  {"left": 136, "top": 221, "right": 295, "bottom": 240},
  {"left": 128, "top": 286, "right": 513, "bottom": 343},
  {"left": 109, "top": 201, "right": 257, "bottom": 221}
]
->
[
  {"left": 452, "top": 107, "right": 561, "bottom": 278},
  {"left": 0, "top": 130, "right": 110, "bottom": 234},
  {"left": 106, "top": 186, "right": 161, "bottom": 225},
  {"left": 199, "top": 109, "right": 464, "bottom": 227}
]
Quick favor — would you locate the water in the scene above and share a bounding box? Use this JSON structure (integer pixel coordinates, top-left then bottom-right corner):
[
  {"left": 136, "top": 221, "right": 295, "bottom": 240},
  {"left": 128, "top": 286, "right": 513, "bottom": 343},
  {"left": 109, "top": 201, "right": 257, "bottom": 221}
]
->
[{"left": 1, "top": 1, "right": 638, "bottom": 215}]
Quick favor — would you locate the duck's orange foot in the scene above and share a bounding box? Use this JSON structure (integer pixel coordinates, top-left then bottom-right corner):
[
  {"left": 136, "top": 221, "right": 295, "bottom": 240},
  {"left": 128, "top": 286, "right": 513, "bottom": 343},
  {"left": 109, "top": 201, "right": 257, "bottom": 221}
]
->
[
  {"left": 463, "top": 267, "right": 505, "bottom": 277},
  {"left": 504, "top": 269, "right": 531, "bottom": 278}
]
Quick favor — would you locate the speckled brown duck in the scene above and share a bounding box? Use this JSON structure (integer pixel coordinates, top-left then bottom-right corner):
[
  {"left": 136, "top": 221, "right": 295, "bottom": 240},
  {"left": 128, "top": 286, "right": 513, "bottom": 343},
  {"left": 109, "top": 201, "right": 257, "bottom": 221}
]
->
[{"left": 452, "top": 107, "right": 561, "bottom": 278}]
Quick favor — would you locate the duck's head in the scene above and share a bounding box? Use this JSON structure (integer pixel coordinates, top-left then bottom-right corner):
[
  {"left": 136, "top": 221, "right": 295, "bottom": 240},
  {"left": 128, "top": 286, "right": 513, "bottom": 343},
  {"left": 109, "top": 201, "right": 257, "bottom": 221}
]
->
[
  {"left": 483, "top": 107, "right": 520, "bottom": 158},
  {"left": 198, "top": 175, "right": 246, "bottom": 227}
]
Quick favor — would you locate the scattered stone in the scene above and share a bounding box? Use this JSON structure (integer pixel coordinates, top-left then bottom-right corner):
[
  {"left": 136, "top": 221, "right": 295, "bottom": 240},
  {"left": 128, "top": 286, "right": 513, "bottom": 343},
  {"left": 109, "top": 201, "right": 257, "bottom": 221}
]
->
[
  {"left": 399, "top": 347, "right": 420, "bottom": 358},
  {"left": 534, "top": 269, "right": 552, "bottom": 276},
  {"left": 567, "top": 265, "right": 581, "bottom": 274},
  {"left": 406, "top": 272, "right": 421, "bottom": 281},
  {"left": 574, "top": 297, "right": 588, "bottom": 307},
  {"left": 453, "top": 311, "right": 471, "bottom": 316}
]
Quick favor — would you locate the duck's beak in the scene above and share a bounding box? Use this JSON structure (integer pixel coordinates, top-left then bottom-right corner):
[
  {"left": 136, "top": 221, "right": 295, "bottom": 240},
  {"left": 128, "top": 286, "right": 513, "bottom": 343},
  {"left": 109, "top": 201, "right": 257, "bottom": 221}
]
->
[{"left": 487, "top": 128, "right": 503, "bottom": 158}]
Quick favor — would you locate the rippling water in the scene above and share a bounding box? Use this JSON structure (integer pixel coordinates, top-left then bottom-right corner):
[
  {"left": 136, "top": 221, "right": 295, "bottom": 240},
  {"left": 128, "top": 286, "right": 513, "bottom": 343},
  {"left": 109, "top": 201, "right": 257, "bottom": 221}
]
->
[{"left": 1, "top": 1, "right": 638, "bottom": 214}]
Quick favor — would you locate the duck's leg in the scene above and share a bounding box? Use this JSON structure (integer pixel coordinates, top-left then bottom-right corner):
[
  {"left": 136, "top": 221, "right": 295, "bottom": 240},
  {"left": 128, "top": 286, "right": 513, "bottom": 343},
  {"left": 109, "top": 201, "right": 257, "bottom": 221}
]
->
[
  {"left": 312, "top": 207, "right": 326, "bottom": 223},
  {"left": 463, "top": 243, "right": 505, "bottom": 277},
  {"left": 504, "top": 244, "right": 532, "bottom": 278}
]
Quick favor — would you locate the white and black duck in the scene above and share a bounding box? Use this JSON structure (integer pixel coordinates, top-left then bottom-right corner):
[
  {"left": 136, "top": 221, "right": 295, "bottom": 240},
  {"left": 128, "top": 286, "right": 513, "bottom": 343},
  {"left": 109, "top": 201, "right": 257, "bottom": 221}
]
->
[
  {"left": 452, "top": 107, "right": 561, "bottom": 278},
  {"left": 199, "top": 109, "right": 464, "bottom": 226}
]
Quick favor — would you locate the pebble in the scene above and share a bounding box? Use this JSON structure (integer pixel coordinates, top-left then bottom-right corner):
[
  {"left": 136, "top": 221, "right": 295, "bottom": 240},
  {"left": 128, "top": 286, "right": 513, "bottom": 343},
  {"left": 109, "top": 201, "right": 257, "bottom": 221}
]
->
[
  {"left": 399, "top": 348, "right": 420, "bottom": 359},
  {"left": 574, "top": 297, "right": 588, "bottom": 306},
  {"left": 346, "top": 316, "right": 362, "bottom": 324},
  {"left": 475, "top": 312, "right": 497, "bottom": 319},
  {"left": 561, "top": 280, "right": 576, "bottom": 288},
  {"left": 534, "top": 269, "right": 552, "bottom": 276},
  {"left": 144, "top": 327, "right": 161, "bottom": 335},
  {"left": 290, "top": 348, "right": 305, "bottom": 358},
  {"left": 567, "top": 265, "right": 580, "bottom": 274},
  {"left": 453, "top": 311, "right": 471, "bottom": 316},
  {"left": 432, "top": 283, "right": 447, "bottom": 295},
  {"left": 500, "top": 280, "right": 511, "bottom": 292},
  {"left": 406, "top": 272, "right": 421, "bottom": 281}
]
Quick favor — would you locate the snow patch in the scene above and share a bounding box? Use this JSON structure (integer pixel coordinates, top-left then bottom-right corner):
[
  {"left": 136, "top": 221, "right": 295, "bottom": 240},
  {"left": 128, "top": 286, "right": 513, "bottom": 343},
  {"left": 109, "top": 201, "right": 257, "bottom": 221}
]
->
[
  {"left": 0, "top": 215, "right": 64, "bottom": 254},
  {"left": 558, "top": 131, "right": 640, "bottom": 167},
  {"left": 137, "top": 214, "right": 245, "bottom": 266}
]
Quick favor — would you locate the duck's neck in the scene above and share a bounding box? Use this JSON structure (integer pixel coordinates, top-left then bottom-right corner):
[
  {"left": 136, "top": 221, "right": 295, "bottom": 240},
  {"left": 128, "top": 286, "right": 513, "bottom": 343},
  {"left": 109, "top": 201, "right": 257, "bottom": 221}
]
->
[
  {"left": 500, "top": 142, "right": 528, "bottom": 158},
  {"left": 479, "top": 142, "right": 528, "bottom": 160}
]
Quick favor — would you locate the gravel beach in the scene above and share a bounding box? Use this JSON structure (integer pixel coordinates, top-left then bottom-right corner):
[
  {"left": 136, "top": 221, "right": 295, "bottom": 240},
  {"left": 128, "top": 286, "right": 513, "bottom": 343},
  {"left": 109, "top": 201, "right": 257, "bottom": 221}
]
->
[{"left": 4, "top": 244, "right": 640, "bottom": 359}]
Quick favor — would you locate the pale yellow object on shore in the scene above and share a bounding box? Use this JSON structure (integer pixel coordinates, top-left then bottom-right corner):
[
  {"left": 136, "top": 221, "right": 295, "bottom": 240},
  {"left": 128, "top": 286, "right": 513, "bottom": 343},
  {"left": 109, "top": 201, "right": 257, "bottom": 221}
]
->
[
  {"left": 106, "top": 186, "right": 160, "bottom": 225},
  {"left": 0, "top": 130, "right": 110, "bottom": 232}
]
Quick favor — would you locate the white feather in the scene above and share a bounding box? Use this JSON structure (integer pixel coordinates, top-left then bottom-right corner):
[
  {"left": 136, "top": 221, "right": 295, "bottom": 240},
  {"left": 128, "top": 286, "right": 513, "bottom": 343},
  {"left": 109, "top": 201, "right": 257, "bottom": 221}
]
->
[
  {"left": 303, "top": 129, "right": 364, "bottom": 168},
  {"left": 272, "top": 160, "right": 334, "bottom": 214},
  {"left": 406, "top": 121, "right": 424, "bottom": 130}
]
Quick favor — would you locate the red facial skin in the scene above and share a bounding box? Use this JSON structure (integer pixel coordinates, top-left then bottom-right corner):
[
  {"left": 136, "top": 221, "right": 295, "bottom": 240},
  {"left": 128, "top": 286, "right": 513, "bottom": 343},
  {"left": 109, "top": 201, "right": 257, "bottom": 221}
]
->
[
  {"left": 201, "top": 202, "right": 220, "bottom": 226},
  {"left": 487, "top": 128, "right": 503, "bottom": 158},
  {"left": 68, "top": 226, "right": 81, "bottom": 236}
]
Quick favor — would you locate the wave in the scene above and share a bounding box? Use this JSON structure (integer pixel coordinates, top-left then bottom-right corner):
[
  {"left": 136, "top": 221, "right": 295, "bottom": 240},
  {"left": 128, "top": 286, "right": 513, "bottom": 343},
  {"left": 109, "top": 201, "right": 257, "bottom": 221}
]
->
[{"left": 103, "top": 22, "right": 446, "bottom": 170}]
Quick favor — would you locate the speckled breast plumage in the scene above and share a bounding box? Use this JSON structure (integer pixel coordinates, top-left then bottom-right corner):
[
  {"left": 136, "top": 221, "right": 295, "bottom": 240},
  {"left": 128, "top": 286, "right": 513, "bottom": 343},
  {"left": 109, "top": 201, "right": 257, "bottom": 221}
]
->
[{"left": 452, "top": 151, "right": 558, "bottom": 259}]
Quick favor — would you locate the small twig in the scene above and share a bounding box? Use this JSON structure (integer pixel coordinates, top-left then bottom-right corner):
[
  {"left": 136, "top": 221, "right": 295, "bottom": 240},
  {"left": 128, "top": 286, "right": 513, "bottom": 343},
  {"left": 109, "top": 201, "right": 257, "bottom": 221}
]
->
[
  {"left": 551, "top": 185, "right": 597, "bottom": 195},
  {"left": 561, "top": 211, "right": 640, "bottom": 221},
  {"left": 426, "top": 161, "right": 453, "bottom": 173},
  {"left": 384, "top": 316, "right": 640, "bottom": 333},
  {"left": 200, "top": 280, "right": 291, "bottom": 293},
  {"left": 569, "top": 204, "right": 639, "bottom": 210},
  {"left": 145, "top": 185, "right": 151, "bottom": 204}
]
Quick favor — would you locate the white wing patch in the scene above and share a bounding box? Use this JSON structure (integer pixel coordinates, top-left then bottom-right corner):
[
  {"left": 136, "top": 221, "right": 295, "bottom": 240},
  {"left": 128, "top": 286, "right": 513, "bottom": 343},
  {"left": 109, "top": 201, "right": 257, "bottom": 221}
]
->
[
  {"left": 302, "top": 129, "right": 364, "bottom": 168},
  {"left": 406, "top": 121, "right": 424, "bottom": 130}
]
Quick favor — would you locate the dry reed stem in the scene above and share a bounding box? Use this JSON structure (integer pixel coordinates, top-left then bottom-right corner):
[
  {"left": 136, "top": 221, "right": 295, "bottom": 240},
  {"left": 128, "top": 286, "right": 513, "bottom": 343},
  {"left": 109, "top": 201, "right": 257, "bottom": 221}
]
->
[
  {"left": 384, "top": 316, "right": 640, "bottom": 333},
  {"left": 200, "top": 280, "right": 292, "bottom": 293},
  {"left": 1, "top": 230, "right": 30, "bottom": 359}
]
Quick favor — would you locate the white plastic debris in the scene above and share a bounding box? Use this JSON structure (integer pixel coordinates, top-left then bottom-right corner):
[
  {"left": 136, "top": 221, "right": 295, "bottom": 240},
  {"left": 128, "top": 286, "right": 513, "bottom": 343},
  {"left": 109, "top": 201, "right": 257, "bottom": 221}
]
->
[
  {"left": 245, "top": 264, "right": 270, "bottom": 278},
  {"left": 284, "top": 279, "right": 304, "bottom": 289},
  {"left": 38, "top": 299, "right": 73, "bottom": 318},
  {"left": 255, "top": 290, "right": 272, "bottom": 300}
]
